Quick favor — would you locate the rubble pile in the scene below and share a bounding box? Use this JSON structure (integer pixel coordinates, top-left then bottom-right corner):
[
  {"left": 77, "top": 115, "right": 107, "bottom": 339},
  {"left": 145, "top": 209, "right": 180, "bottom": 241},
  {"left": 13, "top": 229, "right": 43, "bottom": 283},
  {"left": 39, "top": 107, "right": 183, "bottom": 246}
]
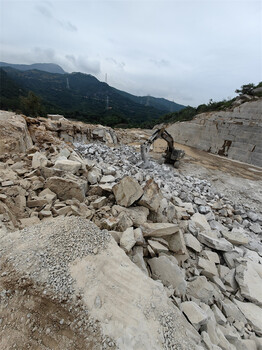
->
[{"left": 0, "top": 111, "right": 262, "bottom": 349}]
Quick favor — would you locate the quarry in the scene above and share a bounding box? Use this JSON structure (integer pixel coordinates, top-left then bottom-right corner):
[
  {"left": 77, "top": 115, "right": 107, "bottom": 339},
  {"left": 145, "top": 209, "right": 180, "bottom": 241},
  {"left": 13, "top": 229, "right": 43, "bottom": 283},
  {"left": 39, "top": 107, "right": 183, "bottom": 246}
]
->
[{"left": 0, "top": 100, "right": 262, "bottom": 350}]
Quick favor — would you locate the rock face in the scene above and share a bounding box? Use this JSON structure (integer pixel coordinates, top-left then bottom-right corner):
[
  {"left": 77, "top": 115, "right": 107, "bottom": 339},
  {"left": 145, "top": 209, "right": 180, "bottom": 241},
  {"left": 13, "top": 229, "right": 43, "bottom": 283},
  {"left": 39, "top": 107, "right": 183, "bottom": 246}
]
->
[
  {"left": 167, "top": 99, "right": 262, "bottom": 167},
  {"left": 0, "top": 111, "right": 33, "bottom": 154}
]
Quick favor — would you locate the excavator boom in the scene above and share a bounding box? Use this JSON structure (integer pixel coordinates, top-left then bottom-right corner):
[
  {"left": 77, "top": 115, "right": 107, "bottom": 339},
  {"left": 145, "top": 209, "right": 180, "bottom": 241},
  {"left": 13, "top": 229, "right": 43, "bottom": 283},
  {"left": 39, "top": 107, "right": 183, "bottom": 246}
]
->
[{"left": 141, "top": 127, "right": 185, "bottom": 167}]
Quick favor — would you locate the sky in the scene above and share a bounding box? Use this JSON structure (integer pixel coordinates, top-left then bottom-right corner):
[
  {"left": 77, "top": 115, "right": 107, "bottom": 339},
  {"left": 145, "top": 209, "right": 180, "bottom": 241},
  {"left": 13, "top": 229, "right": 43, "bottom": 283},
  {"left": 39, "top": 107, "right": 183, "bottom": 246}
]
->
[{"left": 0, "top": 0, "right": 261, "bottom": 106}]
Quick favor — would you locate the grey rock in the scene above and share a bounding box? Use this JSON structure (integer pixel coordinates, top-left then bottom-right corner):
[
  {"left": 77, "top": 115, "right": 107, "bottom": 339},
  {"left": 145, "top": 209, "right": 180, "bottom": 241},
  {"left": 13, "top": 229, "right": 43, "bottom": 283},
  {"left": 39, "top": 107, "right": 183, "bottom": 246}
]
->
[
  {"left": 235, "top": 261, "right": 262, "bottom": 306},
  {"left": 186, "top": 276, "right": 214, "bottom": 304},
  {"left": 198, "top": 232, "right": 233, "bottom": 251},
  {"left": 180, "top": 301, "right": 208, "bottom": 330},
  {"left": 148, "top": 256, "right": 187, "bottom": 296}
]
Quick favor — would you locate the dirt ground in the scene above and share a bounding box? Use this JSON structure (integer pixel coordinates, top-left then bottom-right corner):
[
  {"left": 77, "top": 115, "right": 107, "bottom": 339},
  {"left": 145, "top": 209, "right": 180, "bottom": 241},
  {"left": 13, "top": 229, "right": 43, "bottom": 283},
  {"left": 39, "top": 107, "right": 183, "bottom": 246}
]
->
[{"left": 151, "top": 142, "right": 262, "bottom": 212}]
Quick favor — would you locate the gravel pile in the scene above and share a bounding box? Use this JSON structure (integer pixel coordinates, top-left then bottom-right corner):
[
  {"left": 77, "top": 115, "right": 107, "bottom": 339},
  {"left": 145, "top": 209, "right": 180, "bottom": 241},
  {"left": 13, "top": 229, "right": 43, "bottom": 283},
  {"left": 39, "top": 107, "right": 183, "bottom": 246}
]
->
[{"left": 0, "top": 216, "right": 111, "bottom": 298}]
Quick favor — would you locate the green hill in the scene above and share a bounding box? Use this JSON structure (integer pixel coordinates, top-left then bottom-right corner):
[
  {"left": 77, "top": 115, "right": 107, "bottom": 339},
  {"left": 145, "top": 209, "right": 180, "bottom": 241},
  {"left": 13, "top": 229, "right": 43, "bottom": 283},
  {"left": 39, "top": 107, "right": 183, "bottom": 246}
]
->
[{"left": 0, "top": 66, "right": 185, "bottom": 127}]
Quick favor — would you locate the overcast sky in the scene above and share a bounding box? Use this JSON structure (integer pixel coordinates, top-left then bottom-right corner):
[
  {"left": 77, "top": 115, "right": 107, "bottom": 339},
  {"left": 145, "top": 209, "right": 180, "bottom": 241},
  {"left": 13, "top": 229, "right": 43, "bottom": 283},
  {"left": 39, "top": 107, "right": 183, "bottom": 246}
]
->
[{"left": 1, "top": 0, "right": 261, "bottom": 106}]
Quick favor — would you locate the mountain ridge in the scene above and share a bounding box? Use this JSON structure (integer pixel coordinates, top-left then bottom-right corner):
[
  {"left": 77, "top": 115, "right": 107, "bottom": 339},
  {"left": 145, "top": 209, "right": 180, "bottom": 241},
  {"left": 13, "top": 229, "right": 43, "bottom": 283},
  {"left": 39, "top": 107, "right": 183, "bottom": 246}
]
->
[
  {"left": 0, "top": 62, "right": 66, "bottom": 74},
  {"left": 0, "top": 65, "right": 185, "bottom": 127}
]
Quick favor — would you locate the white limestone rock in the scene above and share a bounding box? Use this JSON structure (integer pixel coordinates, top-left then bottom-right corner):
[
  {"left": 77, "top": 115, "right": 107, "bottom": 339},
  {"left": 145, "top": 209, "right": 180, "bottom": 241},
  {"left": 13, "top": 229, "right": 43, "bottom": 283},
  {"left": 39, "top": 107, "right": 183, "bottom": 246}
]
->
[
  {"left": 32, "top": 151, "right": 48, "bottom": 169},
  {"left": 141, "top": 222, "right": 179, "bottom": 238},
  {"left": 198, "top": 232, "right": 233, "bottom": 251},
  {"left": 234, "top": 299, "right": 262, "bottom": 336},
  {"left": 54, "top": 159, "right": 82, "bottom": 174},
  {"left": 148, "top": 255, "right": 187, "bottom": 296},
  {"left": 44, "top": 175, "right": 87, "bottom": 202},
  {"left": 87, "top": 167, "right": 102, "bottom": 184},
  {"left": 186, "top": 276, "right": 214, "bottom": 305},
  {"left": 235, "top": 260, "right": 262, "bottom": 306},
  {"left": 198, "top": 257, "right": 218, "bottom": 278},
  {"left": 180, "top": 301, "right": 208, "bottom": 330},
  {"left": 120, "top": 227, "right": 136, "bottom": 253},
  {"left": 148, "top": 240, "right": 169, "bottom": 254},
  {"left": 221, "top": 228, "right": 249, "bottom": 245},
  {"left": 138, "top": 179, "right": 163, "bottom": 212},
  {"left": 113, "top": 176, "right": 143, "bottom": 207},
  {"left": 131, "top": 246, "right": 148, "bottom": 276},
  {"left": 184, "top": 233, "right": 202, "bottom": 252},
  {"left": 191, "top": 213, "right": 211, "bottom": 232}
]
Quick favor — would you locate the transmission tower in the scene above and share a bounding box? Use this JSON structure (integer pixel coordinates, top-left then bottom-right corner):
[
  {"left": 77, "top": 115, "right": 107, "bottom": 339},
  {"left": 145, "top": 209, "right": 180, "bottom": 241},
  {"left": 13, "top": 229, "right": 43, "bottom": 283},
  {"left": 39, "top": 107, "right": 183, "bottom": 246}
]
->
[{"left": 66, "top": 77, "right": 70, "bottom": 89}]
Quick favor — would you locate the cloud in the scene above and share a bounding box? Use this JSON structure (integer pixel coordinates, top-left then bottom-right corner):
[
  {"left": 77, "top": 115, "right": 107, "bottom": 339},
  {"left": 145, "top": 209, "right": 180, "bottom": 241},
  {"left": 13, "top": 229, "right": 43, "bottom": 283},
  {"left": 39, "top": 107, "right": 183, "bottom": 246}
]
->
[
  {"left": 65, "top": 55, "right": 101, "bottom": 74},
  {"left": 36, "top": 4, "right": 77, "bottom": 32},
  {"left": 149, "top": 58, "right": 170, "bottom": 68},
  {"left": 106, "top": 57, "right": 125, "bottom": 69},
  {"left": 33, "top": 47, "right": 56, "bottom": 61}
]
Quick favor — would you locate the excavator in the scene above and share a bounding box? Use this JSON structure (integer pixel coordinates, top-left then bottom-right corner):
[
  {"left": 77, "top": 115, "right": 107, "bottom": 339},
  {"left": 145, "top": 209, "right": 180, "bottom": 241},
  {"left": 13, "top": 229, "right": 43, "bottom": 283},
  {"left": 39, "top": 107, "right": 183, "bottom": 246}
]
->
[{"left": 140, "top": 127, "right": 185, "bottom": 168}]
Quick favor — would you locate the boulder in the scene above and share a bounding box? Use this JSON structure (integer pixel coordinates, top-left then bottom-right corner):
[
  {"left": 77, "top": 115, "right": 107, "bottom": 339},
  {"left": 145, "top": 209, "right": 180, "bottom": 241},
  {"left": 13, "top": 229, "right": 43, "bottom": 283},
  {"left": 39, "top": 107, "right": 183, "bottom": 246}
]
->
[
  {"left": 148, "top": 256, "right": 187, "bottom": 296},
  {"left": 32, "top": 151, "right": 48, "bottom": 169},
  {"left": 92, "top": 196, "right": 107, "bottom": 209},
  {"left": 187, "top": 276, "right": 214, "bottom": 304},
  {"left": 141, "top": 222, "right": 179, "bottom": 238},
  {"left": 198, "top": 257, "right": 218, "bottom": 278},
  {"left": 120, "top": 227, "right": 136, "bottom": 253},
  {"left": 211, "top": 304, "right": 227, "bottom": 325},
  {"left": 184, "top": 233, "right": 202, "bottom": 252},
  {"left": 45, "top": 175, "right": 87, "bottom": 202},
  {"left": 87, "top": 167, "right": 102, "bottom": 184},
  {"left": 198, "top": 232, "right": 233, "bottom": 251},
  {"left": 221, "top": 299, "right": 246, "bottom": 324},
  {"left": 131, "top": 246, "right": 148, "bottom": 275},
  {"left": 235, "top": 261, "right": 262, "bottom": 306},
  {"left": 180, "top": 302, "right": 208, "bottom": 330},
  {"left": 201, "top": 250, "right": 220, "bottom": 264},
  {"left": 112, "top": 205, "right": 149, "bottom": 227},
  {"left": 0, "top": 111, "right": 33, "bottom": 154},
  {"left": 234, "top": 300, "right": 262, "bottom": 336},
  {"left": 165, "top": 230, "right": 188, "bottom": 255},
  {"left": 191, "top": 213, "right": 211, "bottom": 232},
  {"left": 221, "top": 228, "right": 249, "bottom": 245},
  {"left": 54, "top": 159, "right": 82, "bottom": 174},
  {"left": 113, "top": 176, "right": 143, "bottom": 207},
  {"left": 148, "top": 240, "right": 169, "bottom": 254},
  {"left": 100, "top": 175, "right": 115, "bottom": 183},
  {"left": 138, "top": 179, "right": 162, "bottom": 212}
]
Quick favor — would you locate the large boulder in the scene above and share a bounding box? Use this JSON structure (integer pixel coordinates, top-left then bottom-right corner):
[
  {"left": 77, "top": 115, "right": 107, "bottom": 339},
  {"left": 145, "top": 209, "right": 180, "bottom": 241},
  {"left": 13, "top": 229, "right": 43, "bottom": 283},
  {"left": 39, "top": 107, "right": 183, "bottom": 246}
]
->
[
  {"left": 148, "top": 255, "right": 187, "bottom": 296},
  {"left": 0, "top": 217, "right": 201, "bottom": 350},
  {"left": 0, "top": 111, "right": 33, "bottom": 154},
  {"left": 234, "top": 300, "right": 262, "bottom": 337},
  {"left": 138, "top": 179, "right": 163, "bottom": 212},
  {"left": 141, "top": 222, "right": 179, "bottom": 238},
  {"left": 45, "top": 175, "right": 87, "bottom": 202},
  {"left": 54, "top": 159, "right": 82, "bottom": 174},
  {"left": 235, "top": 261, "right": 262, "bottom": 306},
  {"left": 198, "top": 232, "right": 233, "bottom": 251},
  {"left": 113, "top": 176, "right": 143, "bottom": 207}
]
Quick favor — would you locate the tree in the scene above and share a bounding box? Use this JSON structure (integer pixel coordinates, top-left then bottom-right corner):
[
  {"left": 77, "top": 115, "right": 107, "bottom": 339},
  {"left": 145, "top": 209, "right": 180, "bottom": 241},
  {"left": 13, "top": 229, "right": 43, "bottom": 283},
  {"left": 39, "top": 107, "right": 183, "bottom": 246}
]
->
[
  {"left": 235, "top": 84, "right": 255, "bottom": 96},
  {"left": 20, "top": 91, "right": 44, "bottom": 117}
]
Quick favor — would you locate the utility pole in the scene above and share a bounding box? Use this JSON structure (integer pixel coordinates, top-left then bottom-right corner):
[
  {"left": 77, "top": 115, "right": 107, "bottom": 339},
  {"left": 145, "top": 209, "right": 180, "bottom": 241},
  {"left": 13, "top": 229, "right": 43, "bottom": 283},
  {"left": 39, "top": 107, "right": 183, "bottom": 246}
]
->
[{"left": 66, "top": 77, "right": 70, "bottom": 89}]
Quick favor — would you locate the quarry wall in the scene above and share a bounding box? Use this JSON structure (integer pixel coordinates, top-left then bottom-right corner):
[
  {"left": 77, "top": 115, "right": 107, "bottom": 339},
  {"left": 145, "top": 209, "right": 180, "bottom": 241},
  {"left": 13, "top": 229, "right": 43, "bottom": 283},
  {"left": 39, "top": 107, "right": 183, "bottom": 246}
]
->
[{"left": 166, "top": 99, "right": 262, "bottom": 167}]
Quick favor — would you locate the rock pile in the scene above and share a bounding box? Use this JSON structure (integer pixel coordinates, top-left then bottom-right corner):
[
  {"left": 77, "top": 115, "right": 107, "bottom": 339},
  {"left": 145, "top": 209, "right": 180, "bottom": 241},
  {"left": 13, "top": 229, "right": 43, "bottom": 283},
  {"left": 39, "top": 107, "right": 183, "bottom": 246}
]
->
[{"left": 0, "top": 111, "right": 262, "bottom": 349}]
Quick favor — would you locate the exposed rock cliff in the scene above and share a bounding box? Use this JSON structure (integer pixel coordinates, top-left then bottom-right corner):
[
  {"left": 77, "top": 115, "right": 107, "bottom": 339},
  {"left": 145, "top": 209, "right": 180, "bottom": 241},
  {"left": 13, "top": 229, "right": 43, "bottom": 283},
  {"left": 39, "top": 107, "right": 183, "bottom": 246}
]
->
[{"left": 166, "top": 99, "right": 262, "bottom": 167}]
